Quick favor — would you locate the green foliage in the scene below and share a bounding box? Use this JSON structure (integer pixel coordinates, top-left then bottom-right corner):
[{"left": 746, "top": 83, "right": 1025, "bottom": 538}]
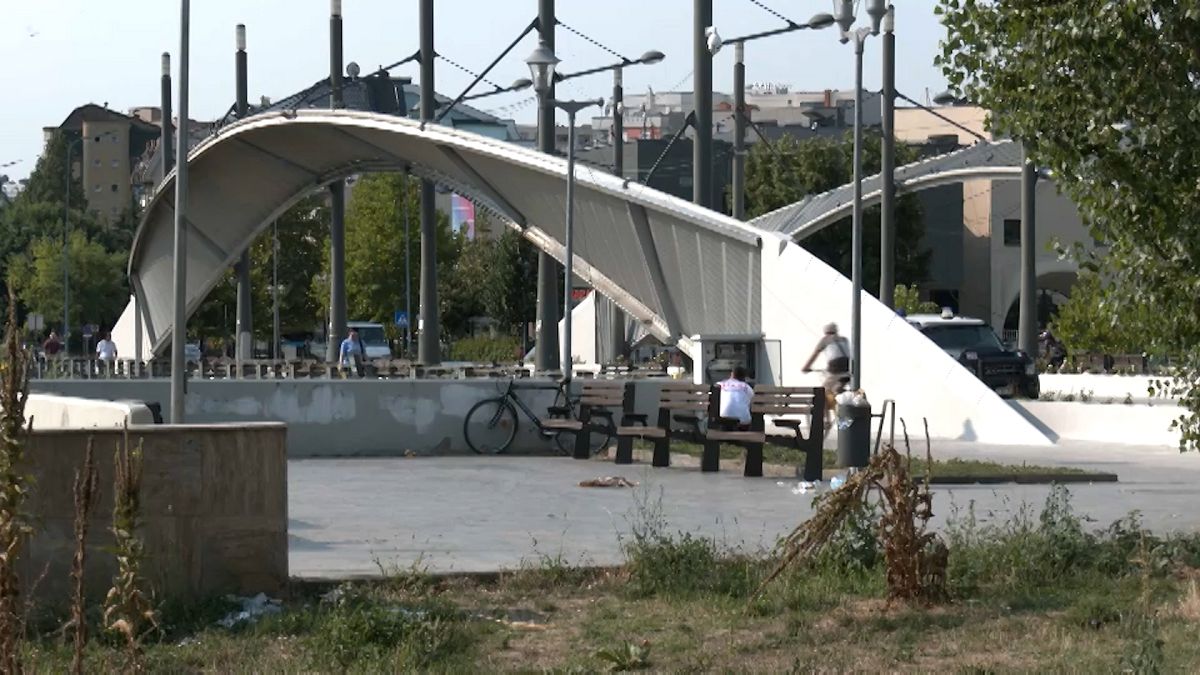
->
[
  {"left": 6, "top": 230, "right": 126, "bottom": 334},
  {"left": 594, "top": 640, "right": 652, "bottom": 672},
  {"left": 481, "top": 228, "right": 539, "bottom": 334},
  {"left": 937, "top": 0, "right": 1200, "bottom": 450},
  {"left": 448, "top": 336, "right": 520, "bottom": 364},
  {"left": 893, "top": 284, "right": 939, "bottom": 315},
  {"left": 745, "top": 132, "right": 931, "bottom": 292},
  {"left": 1051, "top": 269, "right": 1150, "bottom": 355}
]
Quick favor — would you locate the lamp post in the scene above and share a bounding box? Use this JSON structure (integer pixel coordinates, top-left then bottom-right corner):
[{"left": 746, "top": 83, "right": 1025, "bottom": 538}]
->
[
  {"left": 170, "top": 0, "right": 191, "bottom": 423},
  {"left": 526, "top": 42, "right": 604, "bottom": 382},
  {"left": 836, "top": 0, "right": 888, "bottom": 391},
  {"left": 879, "top": 5, "right": 897, "bottom": 308},
  {"left": 527, "top": 37, "right": 561, "bottom": 374},
  {"left": 234, "top": 23, "right": 253, "bottom": 362},
  {"left": 705, "top": 13, "right": 835, "bottom": 220}
]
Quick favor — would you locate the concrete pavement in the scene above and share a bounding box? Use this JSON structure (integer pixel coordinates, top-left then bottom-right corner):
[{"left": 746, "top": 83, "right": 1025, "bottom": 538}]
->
[{"left": 288, "top": 440, "right": 1200, "bottom": 579}]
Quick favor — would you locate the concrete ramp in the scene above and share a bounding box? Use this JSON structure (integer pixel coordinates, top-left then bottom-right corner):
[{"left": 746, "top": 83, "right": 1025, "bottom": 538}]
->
[{"left": 759, "top": 235, "right": 1053, "bottom": 446}]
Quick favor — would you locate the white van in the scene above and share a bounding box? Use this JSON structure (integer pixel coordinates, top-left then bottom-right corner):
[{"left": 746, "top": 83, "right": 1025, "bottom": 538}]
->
[{"left": 347, "top": 321, "right": 392, "bottom": 360}]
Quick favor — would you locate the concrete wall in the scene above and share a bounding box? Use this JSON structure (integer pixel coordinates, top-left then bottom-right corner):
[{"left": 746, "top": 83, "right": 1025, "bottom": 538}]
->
[
  {"left": 29, "top": 379, "right": 668, "bottom": 457},
  {"left": 25, "top": 393, "right": 156, "bottom": 429},
  {"left": 21, "top": 424, "right": 286, "bottom": 609},
  {"left": 1041, "top": 374, "right": 1177, "bottom": 405},
  {"left": 1017, "top": 400, "right": 1184, "bottom": 448},
  {"left": 759, "top": 234, "right": 1052, "bottom": 445}
]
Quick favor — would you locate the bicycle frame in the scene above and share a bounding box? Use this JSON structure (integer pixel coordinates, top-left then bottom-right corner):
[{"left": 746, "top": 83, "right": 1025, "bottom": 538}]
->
[{"left": 495, "top": 379, "right": 573, "bottom": 433}]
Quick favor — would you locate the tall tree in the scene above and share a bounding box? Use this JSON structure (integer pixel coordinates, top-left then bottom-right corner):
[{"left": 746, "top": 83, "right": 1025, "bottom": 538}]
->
[
  {"left": 483, "top": 228, "right": 540, "bottom": 335},
  {"left": 938, "top": 0, "right": 1200, "bottom": 450},
  {"left": 744, "top": 132, "right": 931, "bottom": 293},
  {"left": 6, "top": 230, "right": 126, "bottom": 334}
]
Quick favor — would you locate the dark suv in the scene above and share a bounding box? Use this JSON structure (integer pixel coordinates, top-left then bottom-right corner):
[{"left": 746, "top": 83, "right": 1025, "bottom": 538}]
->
[{"left": 906, "top": 313, "right": 1040, "bottom": 399}]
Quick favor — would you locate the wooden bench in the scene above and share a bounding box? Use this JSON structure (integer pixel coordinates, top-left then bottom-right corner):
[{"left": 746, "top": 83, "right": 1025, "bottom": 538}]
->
[
  {"left": 690, "top": 385, "right": 824, "bottom": 478},
  {"left": 539, "top": 380, "right": 627, "bottom": 458},
  {"left": 614, "top": 382, "right": 711, "bottom": 467}
]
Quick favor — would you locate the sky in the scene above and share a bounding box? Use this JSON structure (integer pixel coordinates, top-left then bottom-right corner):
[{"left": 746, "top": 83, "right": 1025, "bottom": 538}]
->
[{"left": 0, "top": 0, "right": 953, "bottom": 182}]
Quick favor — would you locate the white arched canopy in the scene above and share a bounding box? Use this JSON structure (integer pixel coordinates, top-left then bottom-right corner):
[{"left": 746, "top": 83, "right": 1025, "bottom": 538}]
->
[{"left": 122, "top": 110, "right": 764, "bottom": 356}]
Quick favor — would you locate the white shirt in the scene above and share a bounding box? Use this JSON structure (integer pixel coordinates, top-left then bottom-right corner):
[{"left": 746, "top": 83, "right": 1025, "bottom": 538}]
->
[
  {"left": 822, "top": 335, "right": 850, "bottom": 364},
  {"left": 718, "top": 378, "right": 754, "bottom": 424},
  {"left": 96, "top": 339, "right": 117, "bottom": 360}
]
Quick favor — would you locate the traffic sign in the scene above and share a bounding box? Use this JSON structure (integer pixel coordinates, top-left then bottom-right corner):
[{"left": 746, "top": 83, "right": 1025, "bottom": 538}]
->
[
  {"left": 393, "top": 311, "right": 409, "bottom": 328},
  {"left": 82, "top": 323, "right": 97, "bottom": 338}
]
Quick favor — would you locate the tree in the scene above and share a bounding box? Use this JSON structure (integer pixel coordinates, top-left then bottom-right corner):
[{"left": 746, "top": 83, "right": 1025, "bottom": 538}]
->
[
  {"left": 6, "top": 230, "right": 126, "bottom": 335},
  {"left": 937, "top": 0, "right": 1200, "bottom": 450},
  {"left": 483, "top": 228, "right": 539, "bottom": 334},
  {"left": 894, "top": 284, "right": 939, "bottom": 316},
  {"left": 744, "top": 133, "right": 931, "bottom": 293}
]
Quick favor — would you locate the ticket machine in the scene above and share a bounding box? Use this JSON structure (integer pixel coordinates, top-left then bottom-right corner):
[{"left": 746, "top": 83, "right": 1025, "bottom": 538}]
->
[{"left": 691, "top": 335, "right": 767, "bottom": 385}]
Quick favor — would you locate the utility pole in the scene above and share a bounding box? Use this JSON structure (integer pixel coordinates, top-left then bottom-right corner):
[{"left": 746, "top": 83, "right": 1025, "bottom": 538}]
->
[
  {"left": 170, "top": 0, "right": 191, "bottom": 423},
  {"left": 534, "top": 0, "right": 560, "bottom": 373},
  {"left": 326, "top": 0, "right": 347, "bottom": 364},
  {"left": 160, "top": 53, "right": 174, "bottom": 183},
  {"left": 850, "top": 32, "right": 866, "bottom": 391},
  {"left": 878, "top": 5, "right": 896, "bottom": 308},
  {"left": 418, "top": 0, "right": 441, "bottom": 365},
  {"left": 234, "top": 23, "right": 253, "bottom": 362},
  {"left": 731, "top": 41, "right": 746, "bottom": 219},
  {"left": 693, "top": 0, "right": 713, "bottom": 209},
  {"left": 1019, "top": 148, "right": 1038, "bottom": 357}
]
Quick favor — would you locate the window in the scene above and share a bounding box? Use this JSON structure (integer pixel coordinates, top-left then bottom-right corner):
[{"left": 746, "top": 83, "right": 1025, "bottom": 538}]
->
[
  {"left": 93, "top": 184, "right": 101, "bottom": 193},
  {"left": 110, "top": 159, "right": 120, "bottom": 168},
  {"left": 110, "top": 184, "right": 119, "bottom": 193},
  {"left": 1003, "top": 219, "right": 1021, "bottom": 246},
  {"left": 92, "top": 159, "right": 101, "bottom": 167}
]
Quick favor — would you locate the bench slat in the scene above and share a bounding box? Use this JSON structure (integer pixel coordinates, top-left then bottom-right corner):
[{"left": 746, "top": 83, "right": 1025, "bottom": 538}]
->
[
  {"left": 581, "top": 396, "right": 623, "bottom": 406},
  {"left": 707, "top": 431, "right": 766, "bottom": 442},
  {"left": 751, "top": 404, "right": 814, "bottom": 414},
  {"left": 617, "top": 426, "right": 666, "bottom": 438},
  {"left": 754, "top": 385, "right": 821, "bottom": 394},
  {"left": 541, "top": 419, "right": 583, "bottom": 431},
  {"left": 660, "top": 402, "right": 708, "bottom": 410}
]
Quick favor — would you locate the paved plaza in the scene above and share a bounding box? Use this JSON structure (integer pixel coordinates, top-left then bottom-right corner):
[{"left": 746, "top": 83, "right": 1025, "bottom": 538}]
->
[{"left": 289, "top": 440, "right": 1200, "bottom": 579}]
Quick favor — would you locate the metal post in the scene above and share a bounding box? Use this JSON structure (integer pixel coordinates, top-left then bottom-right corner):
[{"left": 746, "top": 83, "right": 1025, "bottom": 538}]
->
[
  {"left": 879, "top": 7, "right": 896, "bottom": 308},
  {"left": 563, "top": 109, "right": 578, "bottom": 382},
  {"left": 535, "top": 0, "right": 560, "bottom": 373},
  {"left": 693, "top": 0, "right": 713, "bottom": 209},
  {"left": 64, "top": 139, "right": 74, "bottom": 353},
  {"left": 609, "top": 69, "right": 627, "bottom": 361},
  {"left": 418, "top": 0, "right": 440, "bottom": 365},
  {"left": 160, "top": 53, "right": 174, "bottom": 182},
  {"left": 732, "top": 41, "right": 746, "bottom": 220},
  {"left": 1019, "top": 148, "right": 1038, "bottom": 356},
  {"left": 850, "top": 35, "right": 865, "bottom": 391},
  {"left": 402, "top": 174, "right": 413, "bottom": 356},
  {"left": 272, "top": 220, "right": 280, "bottom": 360},
  {"left": 234, "top": 24, "right": 253, "bottom": 361},
  {"left": 170, "top": 0, "right": 191, "bottom": 423},
  {"left": 325, "top": 0, "right": 347, "bottom": 363}
]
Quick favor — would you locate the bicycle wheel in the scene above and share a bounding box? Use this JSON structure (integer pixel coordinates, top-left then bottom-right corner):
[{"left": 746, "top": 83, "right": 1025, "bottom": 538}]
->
[
  {"left": 463, "top": 398, "right": 518, "bottom": 454},
  {"left": 553, "top": 414, "right": 616, "bottom": 456}
]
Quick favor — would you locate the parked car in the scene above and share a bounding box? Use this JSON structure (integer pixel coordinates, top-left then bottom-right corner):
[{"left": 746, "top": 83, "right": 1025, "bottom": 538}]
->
[{"left": 907, "top": 310, "right": 1039, "bottom": 399}]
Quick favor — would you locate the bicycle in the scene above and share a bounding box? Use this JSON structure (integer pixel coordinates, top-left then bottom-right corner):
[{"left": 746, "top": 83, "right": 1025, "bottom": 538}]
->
[
  {"left": 802, "top": 367, "right": 851, "bottom": 441},
  {"left": 462, "top": 379, "right": 615, "bottom": 455}
]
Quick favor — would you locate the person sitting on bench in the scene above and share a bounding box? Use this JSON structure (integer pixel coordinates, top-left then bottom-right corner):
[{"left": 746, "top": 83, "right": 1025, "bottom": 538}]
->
[{"left": 716, "top": 365, "right": 754, "bottom": 431}]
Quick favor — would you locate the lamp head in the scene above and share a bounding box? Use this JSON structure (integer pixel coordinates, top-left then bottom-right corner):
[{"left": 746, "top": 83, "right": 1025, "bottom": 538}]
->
[
  {"left": 161, "top": 52, "right": 170, "bottom": 77},
  {"left": 834, "top": 0, "right": 856, "bottom": 35},
  {"left": 510, "top": 77, "right": 533, "bottom": 92},
  {"left": 346, "top": 62, "right": 360, "bottom": 78},
  {"left": 639, "top": 50, "right": 666, "bottom": 65},
  {"left": 525, "top": 41, "right": 560, "bottom": 96},
  {"left": 331, "top": 0, "right": 341, "bottom": 17},
  {"left": 933, "top": 90, "right": 959, "bottom": 106},
  {"left": 807, "top": 12, "right": 836, "bottom": 30},
  {"left": 705, "top": 26, "right": 722, "bottom": 56},
  {"left": 866, "top": 0, "right": 888, "bottom": 34},
  {"left": 236, "top": 24, "right": 246, "bottom": 51},
  {"left": 883, "top": 4, "right": 895, "bottom": 34}
]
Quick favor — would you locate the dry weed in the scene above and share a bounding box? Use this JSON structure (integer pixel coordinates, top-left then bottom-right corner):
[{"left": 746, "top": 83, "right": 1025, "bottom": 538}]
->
[{"left": 0, "top": 295, "right": 32, "bottom": 674}]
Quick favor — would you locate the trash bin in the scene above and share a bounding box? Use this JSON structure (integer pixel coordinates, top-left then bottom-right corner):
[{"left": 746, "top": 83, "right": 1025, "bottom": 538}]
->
[{"left": 836, "top": 402, "right": 872, "bottom": 469}]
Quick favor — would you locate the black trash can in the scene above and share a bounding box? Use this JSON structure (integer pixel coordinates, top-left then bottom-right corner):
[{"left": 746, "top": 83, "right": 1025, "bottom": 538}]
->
[{"left": 836, "top": 402, "right": 872, "bottom": 468}]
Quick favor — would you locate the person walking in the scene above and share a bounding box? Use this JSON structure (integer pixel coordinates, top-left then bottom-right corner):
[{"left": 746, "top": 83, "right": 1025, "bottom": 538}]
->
[
  {"left": 339, "top": 328, "right": 366, "bottom": 378},
  {"left": 95, "top": 332, "right": 118, "bottom": 377},
  {"left": 42, "top": 331, "right": 63, "bottom": 358}
]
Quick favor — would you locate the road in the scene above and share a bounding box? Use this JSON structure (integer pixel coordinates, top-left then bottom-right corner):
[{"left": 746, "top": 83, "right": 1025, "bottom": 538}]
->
[{"left": 288, "top": 439, "right": 1200, "bottom": 579}]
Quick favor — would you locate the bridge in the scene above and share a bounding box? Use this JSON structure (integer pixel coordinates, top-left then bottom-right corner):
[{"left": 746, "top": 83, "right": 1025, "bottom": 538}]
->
[{"left": 112, "top": 110, "right": 1051, "bottom": 445}]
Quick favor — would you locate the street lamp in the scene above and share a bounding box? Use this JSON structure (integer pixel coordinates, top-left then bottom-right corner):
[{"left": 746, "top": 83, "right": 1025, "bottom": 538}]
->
[
  {"left": 706, "top": 12, "right": 835, "bottom": 219},
  {"left": 838, "top": 0, "right": 887, "bottom": 391},
  {"left": 527, "top": 43, "right": 602, "bottom": 385}
]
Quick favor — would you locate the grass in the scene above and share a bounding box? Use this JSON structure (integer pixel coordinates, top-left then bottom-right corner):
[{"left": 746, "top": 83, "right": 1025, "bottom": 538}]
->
[
  {"left": 15, "top": 487, "right": 1200, "bottom": 672},
  {"left": 643, "top": 440, "right": 1100, "bottom": 481}
]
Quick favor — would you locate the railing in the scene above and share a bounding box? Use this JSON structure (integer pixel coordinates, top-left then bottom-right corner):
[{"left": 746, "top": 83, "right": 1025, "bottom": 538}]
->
[{"left": 28, "top": 357, "right": 679, "bottom": 382}]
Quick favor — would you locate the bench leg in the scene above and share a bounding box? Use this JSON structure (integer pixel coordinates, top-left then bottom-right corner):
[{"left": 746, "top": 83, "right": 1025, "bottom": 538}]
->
[
  {"left": 800, "top": 437, "right": 823, "bottom": 482},
  {"left": 615, "top": 435, "right": 634, "bottom": 464},
  {"left": 744, "top": 441, "right": 763, "bottom": 478},
  {"left": 652, "top": 434, "right": 670, "bottom": 468},
  {"left": 701, "top": 438, "right": 720, "bottom": 473},
  {"left": 573, "top": 429, "right": 591, "bottom": 460}
]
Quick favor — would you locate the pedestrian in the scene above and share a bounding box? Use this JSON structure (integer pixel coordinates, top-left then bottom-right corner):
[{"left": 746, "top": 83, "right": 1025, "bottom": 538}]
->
[
  {"left": 95, "top": 331, "right": 118, "bottom": 376},
  {"left": 42, "top": 330, "right": 63, "bottom": 358},
  {"left": 716, "top": 365, "right": 754, "bottom": 430},
  {"left": 339, "top": 328, "right": 366, "bottom": 377},
  {"left": 801, "top": 323, "right": 852, "bottom": 439}
]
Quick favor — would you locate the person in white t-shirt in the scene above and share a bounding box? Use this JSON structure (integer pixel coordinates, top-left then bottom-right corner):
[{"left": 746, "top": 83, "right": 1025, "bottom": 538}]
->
[
  {"left": 717, "top": 365, "right": 754, "bottom": 429},
  {"left": 96, "top": 332, "right": 118, "bottom": 361}
]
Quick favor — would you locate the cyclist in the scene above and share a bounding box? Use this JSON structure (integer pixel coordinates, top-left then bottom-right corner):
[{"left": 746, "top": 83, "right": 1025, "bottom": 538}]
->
[{"left": 801, "top": 323, "right": 851, "bottom": 439}]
